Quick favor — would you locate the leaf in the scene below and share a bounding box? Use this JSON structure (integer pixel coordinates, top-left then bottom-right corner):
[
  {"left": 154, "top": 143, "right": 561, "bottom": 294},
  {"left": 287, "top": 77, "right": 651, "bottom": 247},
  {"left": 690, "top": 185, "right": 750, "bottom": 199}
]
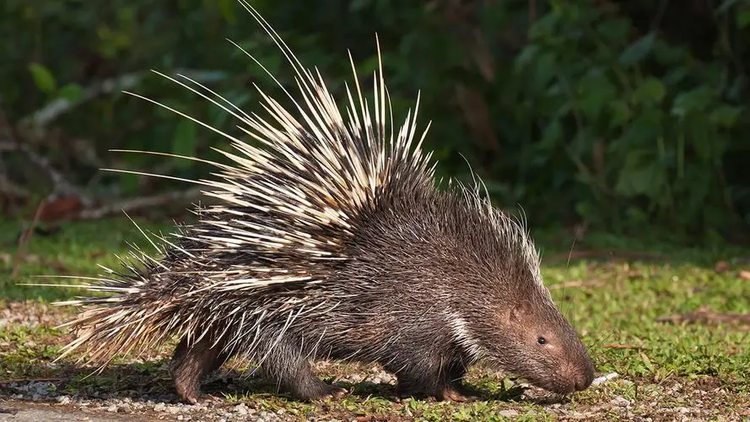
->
[
  {"left": 350, "top": 0, "right": 373, "bottom": 12},
  {"left": 653, "top": 39, "right": 688, "bottom": 65},
  {"left": 614, "top": 150, "right": 662, "bottom": 197},
  {"left": 595, "top": 18, "right": 630, "bottom": 43},
  {"left": 633, "top": 77, "right": 666, "bottom": 105},
  {"left": 619, "top": 33, "right": 656, "bottom": 68},
  {"left": 715, "top": 0, "right": 750, "bottom": 14},
  {"left": 608, "top": 100, "right": 631, "bottom": 129},
  {"left": 57, "top": 83, "right": 83, "bottom": 102},
  {"left": 709, "top": 105, "right": 743, "bottom": 128},
  {"left": 529, "top": 10, "right": 561, "bottom": 41},
  {"left": 737, "top": 9, "right": 750, "bottom": 28},
  {"left": 28, "top": 63, "right": 56, "bottom": 94},
  {"left": 671, "top": 87, "right": 716, "bottom": 117},
  {"left": 539, "top": 118, "right": 563, "bottom": 149},
  {"left": 217, "top": 0, "right": 236, "bottom": 23},
  {"left": 577, "top": 70, "right": 617, "bottom": 122},
  {"left": 172, "top": 120, "right": 198, "bottom": 169},
  {"left": 663, "top": 68, "right": 688, "bottom": 86},
  {"left": 514, "top": 45, "right": 539, "bottom": 72},
  {"left": 639, "top": 351, "right": 655, "bottom": 372},
  {"left": 533, "top": 52, "right": 558, "bottom": 90}
]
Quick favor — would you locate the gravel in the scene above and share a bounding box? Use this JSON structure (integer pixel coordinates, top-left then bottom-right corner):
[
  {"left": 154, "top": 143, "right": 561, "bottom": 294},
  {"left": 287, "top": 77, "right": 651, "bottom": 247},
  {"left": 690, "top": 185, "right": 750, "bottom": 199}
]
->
[{"left": 0, "top": 364, "right": 401, "bottom": 421}]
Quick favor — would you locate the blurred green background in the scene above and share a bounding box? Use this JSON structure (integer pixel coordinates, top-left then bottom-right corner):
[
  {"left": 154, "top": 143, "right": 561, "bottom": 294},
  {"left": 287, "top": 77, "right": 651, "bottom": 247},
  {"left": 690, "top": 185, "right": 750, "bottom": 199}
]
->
[{"left": 2, "top": 0, "right": 750, "bottom": 244}]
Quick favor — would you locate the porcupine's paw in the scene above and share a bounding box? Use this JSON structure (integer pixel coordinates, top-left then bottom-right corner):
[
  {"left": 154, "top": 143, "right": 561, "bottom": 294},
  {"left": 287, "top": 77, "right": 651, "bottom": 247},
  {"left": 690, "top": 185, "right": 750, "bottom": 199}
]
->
[
  {"left": 179, "top": 392, "right": 223, "bottom": 405},
  {"left": 436, "top": 383, "right": 479, "bottom": 402},
  {"left": 394, "top": 380, "right": 433, "bottom": 401},
  {"left": 174, "top": 382, "right": 201, "bottom": 405},
  {"left": 291, "top": 379, "right": 348, "bottom": 401},
  {"left": 199, "top": 394, "right": 224, "bottom": 404},
  {"left": 316, "top": 384, "right": 348, "bottom": 401}
]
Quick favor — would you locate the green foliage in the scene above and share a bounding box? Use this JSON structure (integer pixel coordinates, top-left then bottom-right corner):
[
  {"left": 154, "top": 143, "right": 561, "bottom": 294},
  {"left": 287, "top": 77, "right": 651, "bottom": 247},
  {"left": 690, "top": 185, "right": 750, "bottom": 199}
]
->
[
  {"left": 2, "top": 0, "right": 749, "bottom": 238},
  {"left": 509, "top": 1, "right": 748, "bottom": 235}
]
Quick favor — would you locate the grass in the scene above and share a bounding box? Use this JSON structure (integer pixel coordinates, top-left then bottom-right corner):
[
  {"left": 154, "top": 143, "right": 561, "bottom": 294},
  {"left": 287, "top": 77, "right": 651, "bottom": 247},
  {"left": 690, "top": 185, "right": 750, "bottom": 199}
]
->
[{"left": 1, "top": 217, "right": 749, "bottom": 420}]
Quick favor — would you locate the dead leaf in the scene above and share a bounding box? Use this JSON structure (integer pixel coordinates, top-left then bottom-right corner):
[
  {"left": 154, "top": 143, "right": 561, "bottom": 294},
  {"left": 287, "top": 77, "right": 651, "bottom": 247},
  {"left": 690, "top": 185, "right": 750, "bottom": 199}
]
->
[
  {"left": 656, "top": 307, "right": 750, "bottom": 326},
  {"left": 601, "top": 344, "right": 643, "bottom": 350},
  {"left": 714, "top": 260, "right": 730, "bottom": 273}
]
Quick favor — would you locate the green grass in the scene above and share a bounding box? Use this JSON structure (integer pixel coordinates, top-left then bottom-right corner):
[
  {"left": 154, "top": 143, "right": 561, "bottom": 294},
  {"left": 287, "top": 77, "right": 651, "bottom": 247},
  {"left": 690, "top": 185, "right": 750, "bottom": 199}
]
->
[
  {"left": 1, "top": 217, "right": 749, "bottom": 419},
  {"left": 1, "top": 218, "right": 167, "bottom": 302}
]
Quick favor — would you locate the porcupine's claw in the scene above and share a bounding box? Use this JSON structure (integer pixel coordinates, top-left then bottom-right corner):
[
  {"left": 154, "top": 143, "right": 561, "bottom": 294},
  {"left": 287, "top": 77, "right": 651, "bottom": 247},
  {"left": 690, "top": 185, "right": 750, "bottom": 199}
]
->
[
  {"left": 317, "top": 385, "right": 348, "bottom": 401},
  {"left": 436, "top": 384, "right": 479, "bottom": 402}
]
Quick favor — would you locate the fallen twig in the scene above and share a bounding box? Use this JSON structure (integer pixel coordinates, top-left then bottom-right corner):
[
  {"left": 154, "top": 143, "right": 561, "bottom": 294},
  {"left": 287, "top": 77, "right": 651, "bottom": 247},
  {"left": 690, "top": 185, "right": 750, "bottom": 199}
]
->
[
  {"left": 548, "top": 279, "right": 606, "bottom": 290},
  {"left": 20, "top": 69, "right": 226, "bottom": 134},
  {"left": 11, "top": 200, "right": 45, "bottom": 278},
  {"left": 601, "top": 344, "right": 644, "bottom": 350},
  {"left": 0, "top": 107, "right": 92, "bottom": 207},
  {"left": 0, "top": 173, "right": 31, "bottom": 199},
  {"left": 546, "top": 249, "right": 665, "bottom": 264},
  {"left": 76, "top": 188, "right": 204, "bottom": 220},
  {"left": 656, "top": 307, "right": 750, "bottom": 326}
]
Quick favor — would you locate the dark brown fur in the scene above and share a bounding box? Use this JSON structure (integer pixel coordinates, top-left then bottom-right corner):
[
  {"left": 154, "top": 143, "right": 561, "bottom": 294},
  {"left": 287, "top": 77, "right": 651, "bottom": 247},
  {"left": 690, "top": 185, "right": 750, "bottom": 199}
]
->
[{"left": 158, "top": 187, "right": 595, "bottom": 403}]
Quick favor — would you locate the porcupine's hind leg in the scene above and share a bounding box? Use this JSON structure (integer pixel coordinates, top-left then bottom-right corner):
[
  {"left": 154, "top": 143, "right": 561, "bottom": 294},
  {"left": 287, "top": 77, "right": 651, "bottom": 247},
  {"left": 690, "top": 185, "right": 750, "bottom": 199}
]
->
[
  {"left": 170, "top": 335, "right": 231, "bottom": 404},
  {"left": 259, "top": 338, "right": 347, "bottom": 401}
]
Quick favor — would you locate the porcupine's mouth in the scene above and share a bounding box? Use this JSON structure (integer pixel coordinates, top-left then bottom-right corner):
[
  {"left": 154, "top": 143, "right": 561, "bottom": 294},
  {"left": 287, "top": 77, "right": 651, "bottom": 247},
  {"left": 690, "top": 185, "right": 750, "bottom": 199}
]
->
[
  {"left": 523, "top": 366, "right": 593, "bottom": 395},
  {"left": 484, "top": 358, "right": 582, "bottom": 395}
]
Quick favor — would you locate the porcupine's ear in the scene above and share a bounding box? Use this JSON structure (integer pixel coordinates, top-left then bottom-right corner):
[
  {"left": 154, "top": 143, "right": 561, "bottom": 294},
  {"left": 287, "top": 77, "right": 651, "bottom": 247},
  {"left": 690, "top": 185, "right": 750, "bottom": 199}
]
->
[{"left": 508, "top": 301, "right": 532, "bottom": 324}]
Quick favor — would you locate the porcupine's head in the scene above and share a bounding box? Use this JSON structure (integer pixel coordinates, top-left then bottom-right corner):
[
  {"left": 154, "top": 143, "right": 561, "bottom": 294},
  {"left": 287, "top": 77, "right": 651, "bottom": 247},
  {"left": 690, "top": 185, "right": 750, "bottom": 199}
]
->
[{"left": 437, "top": 188, "right": 595, "bottom": 395}]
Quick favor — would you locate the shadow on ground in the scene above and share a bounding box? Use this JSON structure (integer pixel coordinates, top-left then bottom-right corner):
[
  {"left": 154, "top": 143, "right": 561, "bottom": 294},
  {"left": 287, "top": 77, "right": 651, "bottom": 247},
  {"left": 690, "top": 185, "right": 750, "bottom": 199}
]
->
[{"left": 0, "top": 360, "right": 544, "bottom": 405}]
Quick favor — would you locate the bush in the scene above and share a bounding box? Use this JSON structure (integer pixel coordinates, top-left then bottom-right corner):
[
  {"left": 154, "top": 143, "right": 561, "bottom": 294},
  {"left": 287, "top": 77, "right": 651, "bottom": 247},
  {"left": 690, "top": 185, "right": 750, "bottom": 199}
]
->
[{"left": 2, "top": 0, "right": 748, "bottom": 239}]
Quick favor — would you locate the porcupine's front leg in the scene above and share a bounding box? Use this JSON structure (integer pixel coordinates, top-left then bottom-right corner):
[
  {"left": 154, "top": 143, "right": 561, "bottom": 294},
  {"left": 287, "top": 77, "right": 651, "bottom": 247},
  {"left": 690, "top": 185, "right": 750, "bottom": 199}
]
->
[
  {"left": 260, "top": 339, "right": 347, "bottom": 401},
  {"left": 170, "top": 335, "right": 231, "bottom": 404},
  {"left": 435, "top": 361, "right": 478, "bottom": 402},
  {"left": 389, "top": 358, "right": 476, "bottom": 402}
]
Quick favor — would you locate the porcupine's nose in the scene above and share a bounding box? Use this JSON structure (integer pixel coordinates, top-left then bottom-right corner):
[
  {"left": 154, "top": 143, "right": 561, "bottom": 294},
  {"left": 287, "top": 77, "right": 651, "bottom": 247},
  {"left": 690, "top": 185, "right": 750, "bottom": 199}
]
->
[
  {"left": 573, "top": 372, "right": 593, "bottom": 391},
  {"left": 573, "top": 361, "right": 595, "bottom": 391}
]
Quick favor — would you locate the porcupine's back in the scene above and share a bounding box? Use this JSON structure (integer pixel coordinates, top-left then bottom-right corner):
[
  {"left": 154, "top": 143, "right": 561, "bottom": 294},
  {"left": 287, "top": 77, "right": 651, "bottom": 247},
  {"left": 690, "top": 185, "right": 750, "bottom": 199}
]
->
[{"left": 54, "top": 8, "right": 442, "bottom": 364}]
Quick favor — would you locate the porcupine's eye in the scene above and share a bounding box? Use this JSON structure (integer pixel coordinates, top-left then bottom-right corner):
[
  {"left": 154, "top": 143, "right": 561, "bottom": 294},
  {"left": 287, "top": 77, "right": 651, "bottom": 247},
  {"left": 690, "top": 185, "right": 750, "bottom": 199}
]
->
[{"left": 537, "top": 336, "right": 547, "bottom": 345}]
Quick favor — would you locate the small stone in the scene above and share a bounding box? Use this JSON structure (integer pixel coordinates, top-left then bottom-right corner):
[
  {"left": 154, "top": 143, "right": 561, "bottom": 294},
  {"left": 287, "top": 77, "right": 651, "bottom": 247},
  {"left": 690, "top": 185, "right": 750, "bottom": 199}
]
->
[
  {"left": 106, "top": 404, "right": 118, "bottom": 413},
  {"left": 347, "top": 374, "right": 363, "bottom": 383},
  {"left": 167, "top": 405, "right": 181, "bottom": 414},
  {"left": 56, "top": 396, "right": 71, "bottom": 405},
  {"left": 154, "top": 402, "right": 167, "bottom": 412},
  {"left": 498, "top": 410, "right": 519, "bottom": 418},
  {"left": 235, "top": 403, "right": 249, "bottom": 415},
  {"left": 591, "top": 372, "right": 619, "bottom": 386},
  {"left": 610, "top": 396, "right": 630, "bottom": 407}
]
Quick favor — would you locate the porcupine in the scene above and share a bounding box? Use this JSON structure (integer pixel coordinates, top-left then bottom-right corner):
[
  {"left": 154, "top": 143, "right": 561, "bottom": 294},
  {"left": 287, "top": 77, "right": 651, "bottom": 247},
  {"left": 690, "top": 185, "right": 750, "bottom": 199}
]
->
[{"left": 48, "top": 1, "right": 595, "bottom": 404}]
